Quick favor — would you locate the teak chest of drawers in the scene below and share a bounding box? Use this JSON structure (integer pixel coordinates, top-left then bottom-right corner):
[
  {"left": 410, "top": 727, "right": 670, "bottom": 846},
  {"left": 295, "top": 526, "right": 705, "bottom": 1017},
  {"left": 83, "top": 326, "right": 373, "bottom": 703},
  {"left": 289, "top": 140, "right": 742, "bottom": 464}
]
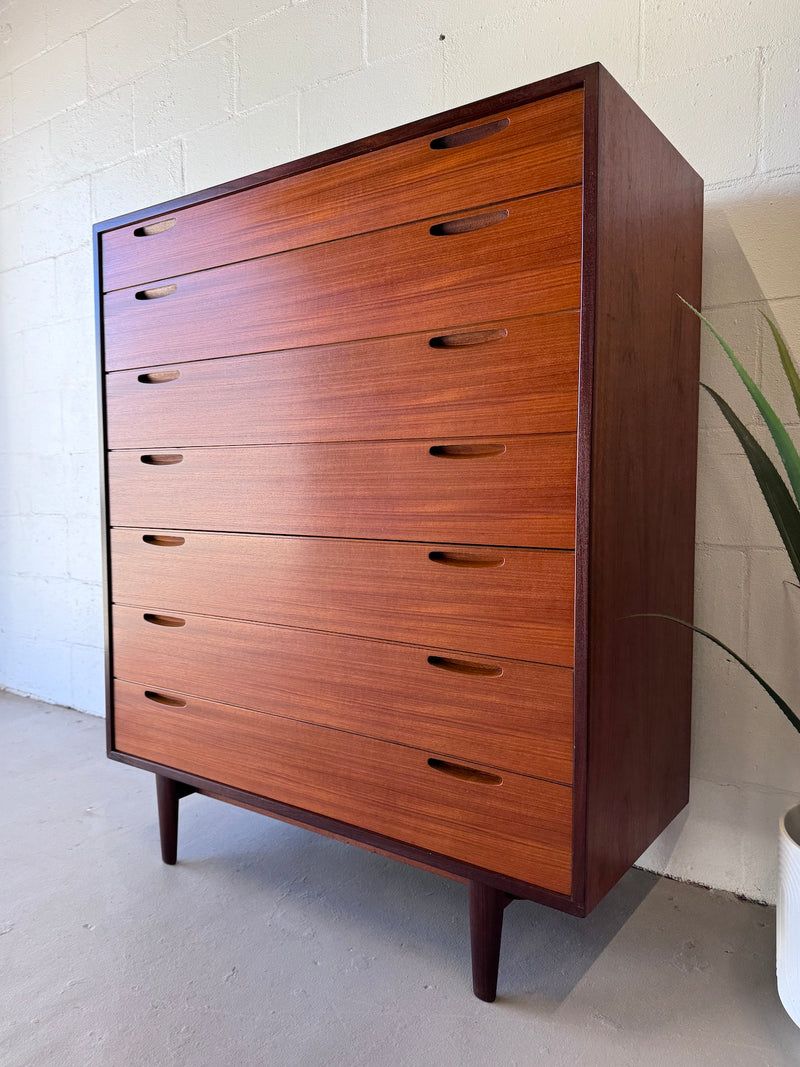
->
[{"left": 94, "top": 63, "right": 703, "bottom": 1001}]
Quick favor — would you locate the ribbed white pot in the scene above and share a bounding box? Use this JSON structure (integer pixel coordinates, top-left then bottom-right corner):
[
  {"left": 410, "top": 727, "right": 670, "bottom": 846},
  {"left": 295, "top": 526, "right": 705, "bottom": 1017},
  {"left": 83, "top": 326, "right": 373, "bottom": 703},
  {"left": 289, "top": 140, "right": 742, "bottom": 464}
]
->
[{"left": 778, "top": 803, "right": 800, "bottom": 1027}]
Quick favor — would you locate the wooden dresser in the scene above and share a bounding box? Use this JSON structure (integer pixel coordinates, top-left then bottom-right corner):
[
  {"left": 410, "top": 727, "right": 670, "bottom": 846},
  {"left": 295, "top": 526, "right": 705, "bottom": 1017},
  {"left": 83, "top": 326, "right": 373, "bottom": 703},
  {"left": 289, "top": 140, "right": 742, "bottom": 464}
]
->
[{"left": 94, "top": 63, "right": 703, "bottom": 1000}]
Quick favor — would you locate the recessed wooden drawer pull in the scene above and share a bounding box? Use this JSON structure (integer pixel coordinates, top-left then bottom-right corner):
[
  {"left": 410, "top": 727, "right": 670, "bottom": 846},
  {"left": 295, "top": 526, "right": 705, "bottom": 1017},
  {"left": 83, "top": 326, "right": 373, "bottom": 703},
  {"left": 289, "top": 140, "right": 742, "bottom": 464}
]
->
[
  {"left": 140, "top": 454, "right": 183, "bottom": 465},
  {"left": 428, "top": 550, "right": 505, "bottom": 568},
  {"left": 427, "top": 758, "right": 503, "bottom": 785},
  {"left": 429, "top": 209, "right": 509, "bottom": 236},
  {"left": 429, "top": 327, "right": 508, "bottom": 348},
  {"left": 427, "top": 655, "right": 503, "bottom": 677},
  {"left": 142, "top": 534, "right": 185, "bottom": 547},
  {"left": 133, "top": 218, "right": 177, "bottom": 237},
  {"left": 429, "top": 442, "right": 506, "bottom": 458},
  {"left": 144, "top": 690, "right": 186, "bottom": 707},
  {"left": 430, "top": 117, "right": 510, "bottom": 151},
  {"left": 143, "top": 613, "right": 186, "bottom": 627},
  {"left": 137, "top": 369, "right": 180, "bottom": 384},
  {"left": 135, "top": 283, "right": 177, "bottom": 300}
]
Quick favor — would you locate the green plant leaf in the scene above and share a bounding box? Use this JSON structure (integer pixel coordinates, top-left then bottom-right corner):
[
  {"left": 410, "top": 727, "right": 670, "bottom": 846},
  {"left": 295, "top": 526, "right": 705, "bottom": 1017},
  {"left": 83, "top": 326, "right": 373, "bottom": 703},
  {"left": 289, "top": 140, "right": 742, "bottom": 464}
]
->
[
  {"left": 702, "top": 384, "right": 800, "bottom": 585},
  {"left": 762, "top": 312, "right": 800, "bottom": 423},
  {"left": 632, "top": 614, "right": 800, "bottom": 734},
  {"left": 682, "top": 297, "right": 800, "bottom": 507}
]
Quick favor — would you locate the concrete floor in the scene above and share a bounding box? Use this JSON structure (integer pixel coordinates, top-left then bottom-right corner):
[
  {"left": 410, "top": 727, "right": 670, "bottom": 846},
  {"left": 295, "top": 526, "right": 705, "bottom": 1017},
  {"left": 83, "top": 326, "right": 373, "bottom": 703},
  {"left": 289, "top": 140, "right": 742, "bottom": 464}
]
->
[{"left": 2, "top": 690, "right": 800, "bottom": 1067}]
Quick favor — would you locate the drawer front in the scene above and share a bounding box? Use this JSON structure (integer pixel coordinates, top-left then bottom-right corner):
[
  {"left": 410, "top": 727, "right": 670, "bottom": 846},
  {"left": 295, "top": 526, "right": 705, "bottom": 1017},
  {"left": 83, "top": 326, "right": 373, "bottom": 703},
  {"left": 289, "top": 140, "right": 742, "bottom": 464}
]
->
[
  {"left": 107, "top": 436, "right": 577, "bottom": 548},
  {"left": 105, "top": 313, "right": 580, "bottom": 448},
  {"left": 111, "top": 530, "right": 575, "bottom": 666},
  {"left": 112, "top": 607, "right": 574, "bottom": 783},
  {"left": 102, "top": 188, "right": 582, "bottom": 371},
  {"left": 101, "top": 90, "right": 583, "bottom": 292},
  {"left": 113, "top": 679, "right": 573, "bottom": 892}
]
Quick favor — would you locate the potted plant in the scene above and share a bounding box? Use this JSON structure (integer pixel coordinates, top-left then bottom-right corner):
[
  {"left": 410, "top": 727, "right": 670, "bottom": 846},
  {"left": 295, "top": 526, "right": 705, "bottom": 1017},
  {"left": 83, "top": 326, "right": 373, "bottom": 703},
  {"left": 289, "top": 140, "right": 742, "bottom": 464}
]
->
[{"left": 666, "top": 302, "right": 800, "bottom": 1025}]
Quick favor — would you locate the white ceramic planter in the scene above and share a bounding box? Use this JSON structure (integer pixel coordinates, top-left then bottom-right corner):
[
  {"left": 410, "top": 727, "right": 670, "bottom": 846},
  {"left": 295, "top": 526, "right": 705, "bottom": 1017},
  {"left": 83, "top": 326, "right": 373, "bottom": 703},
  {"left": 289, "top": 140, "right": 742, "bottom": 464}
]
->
[{"left": 778, "top": 802, "right": 800, "bottom": 1027}]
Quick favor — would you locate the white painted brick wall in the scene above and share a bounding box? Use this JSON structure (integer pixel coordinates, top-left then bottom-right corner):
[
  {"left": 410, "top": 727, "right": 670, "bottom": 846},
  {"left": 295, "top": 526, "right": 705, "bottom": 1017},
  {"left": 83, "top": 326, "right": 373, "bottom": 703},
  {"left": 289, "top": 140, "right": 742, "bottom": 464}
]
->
[
  {"left": 134, "top": 38, "right": 234, "bottom": 150},
  {"left": 237, "top": 0, "right": 362, "bottom": 108},
  {"left": 297, "top": 47, "right": 444, "bottom": 156},
  {"left": 87, "top": 0, "right": 181, "bottom": 97},
  {"left": 50, "top": 85, "right": 135, "bottom": 181},
  {"left": 442, "top": 0, "right": 641, "bottom": 102},
  {"left": 183, "top": 97, "right": 297, "bottom": 192},
  {"left": 91, "top": 141, "right": 184, "bottom": 221},
  {"left": 12, "top": 35, "right": 87, "bottom": 132},
  {"left": 0, "top": 74, "right": 11, "bottom": 138},
  {"left": 184, "top": 0, "right": 288, "bottom": 53},
  {"left": 1, "top": 0, "right": 799, "bottom": 904},
  {"left": 632, "top": 55, "right": 761, "bottom": 184}
]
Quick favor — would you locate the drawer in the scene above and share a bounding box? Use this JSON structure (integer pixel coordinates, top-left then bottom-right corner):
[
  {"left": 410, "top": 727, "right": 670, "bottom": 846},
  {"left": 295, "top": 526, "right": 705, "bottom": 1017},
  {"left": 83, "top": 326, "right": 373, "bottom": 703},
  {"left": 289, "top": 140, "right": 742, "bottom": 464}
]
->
[
  {"left": 100, "top": 90, "right": 583, "bottom": 292},
  {"left": 111, "top": 530, "right": 575, "bottom": 666},
  {"left": 102, "top": 188, "right": 582, "bottom": 371},
  {"left": 113, "top": 679, "right": 573, "bottom": 892},
  {"left": 107, "top": 436, "right": 577, "bottom": 548},
  {"left": 112, "top": 606, "right": 574, "bottom": 782},
  {"left": 105, "top": 312, "right": 580, "bottom": 448}
]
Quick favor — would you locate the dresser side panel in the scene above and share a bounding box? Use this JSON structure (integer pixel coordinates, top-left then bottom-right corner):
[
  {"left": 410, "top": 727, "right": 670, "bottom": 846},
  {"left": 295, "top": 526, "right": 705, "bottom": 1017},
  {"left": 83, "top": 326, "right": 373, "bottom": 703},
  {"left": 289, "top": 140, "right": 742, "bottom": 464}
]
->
[
  {"left": 570, "top": 67, "right": 600, "bottom": 908},
  {"left": 94, "top": 226, "right": 115, "bottom": 753},
  {"left": 584, "top": 68, "right": 703, "bottom": 911}
]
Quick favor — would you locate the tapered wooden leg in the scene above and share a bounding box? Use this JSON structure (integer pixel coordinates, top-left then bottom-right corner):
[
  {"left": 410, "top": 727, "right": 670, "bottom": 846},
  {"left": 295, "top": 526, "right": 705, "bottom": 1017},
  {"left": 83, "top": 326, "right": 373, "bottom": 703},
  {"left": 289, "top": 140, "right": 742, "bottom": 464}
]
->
[
  {"left": 155, "top": 775, "right": 195, "bottom": 865},
  {"left": 469, "top": 880, "right": 515, "bottom": 1002}
]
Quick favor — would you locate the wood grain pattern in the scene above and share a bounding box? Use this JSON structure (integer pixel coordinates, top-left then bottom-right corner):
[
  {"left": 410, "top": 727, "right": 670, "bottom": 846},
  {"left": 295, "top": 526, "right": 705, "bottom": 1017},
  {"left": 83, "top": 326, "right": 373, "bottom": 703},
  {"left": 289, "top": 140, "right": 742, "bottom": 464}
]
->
[
  {"left": 96, "top": 66, "right": 704, "bottom": 936},
  {"left": 107, "top": 435, "right": 577, "bottom": 548},
  {"left": 104, "top": 312, "right": 580, "bottom": 448},
  {"left": 113, "top": 679, "right": 573, "bottom": 892},
  {"left": 101, "top": 91, "right": 583, "bottom": 292},
  {"left": 111, "top": 605, "right": 574, "bottom": 783},
  {"left": 102, "top": 188, "right": 582, "bottom": 370},
  {"left": 110, "top": 529, "right": 575, "bottom": 665},
  {"left": 201, "top": 793, "right": 469, "bottom": 884},
  {"left": 94, "top": 69, "right": 595, "bottom": 236},
  {"left": 582, "top": 67, "right": 703, "bottom": 910}
]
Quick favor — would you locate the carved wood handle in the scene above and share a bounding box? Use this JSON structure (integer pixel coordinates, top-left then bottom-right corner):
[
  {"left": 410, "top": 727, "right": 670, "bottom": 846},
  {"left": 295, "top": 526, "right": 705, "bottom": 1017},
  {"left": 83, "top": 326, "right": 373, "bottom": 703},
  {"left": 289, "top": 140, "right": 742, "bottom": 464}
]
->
[
  {"left": 430, "top": 117, "right": 510, "bottom": 150},
  {"left": 429, "top": 209, "right": 509, "bottom": 236},
  {"left": 429, "top": 443, "right": 506, "bottom": 458},
  {"left": 427, "top": 758, "right": 503, "bottom": 785},
  {"left": 133, "top": 218, "right": 177, "bottom": 237},
  {"left": 429, "top": 328, "right": 507, "bottom": 348},
  {"left": 144, "top": 690, "right": 187, "bottom": 707},
  {"left": 428, "top": 550, "right": 505, "bottom": 568},
  {"left": 427, "top": 655, "right": 503, "bottom": 677},
  {"left": 137, "top": 369, "right": 180, "bottom": 384},
  {"left": 140, "top": 454, "right": 183, "bottom": 465},
  {"left": 143, "top": 613, "right": 186, "bottom": 627},
  {"left": 135, "top": 283, "right": 177, "bottom": 300}
]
